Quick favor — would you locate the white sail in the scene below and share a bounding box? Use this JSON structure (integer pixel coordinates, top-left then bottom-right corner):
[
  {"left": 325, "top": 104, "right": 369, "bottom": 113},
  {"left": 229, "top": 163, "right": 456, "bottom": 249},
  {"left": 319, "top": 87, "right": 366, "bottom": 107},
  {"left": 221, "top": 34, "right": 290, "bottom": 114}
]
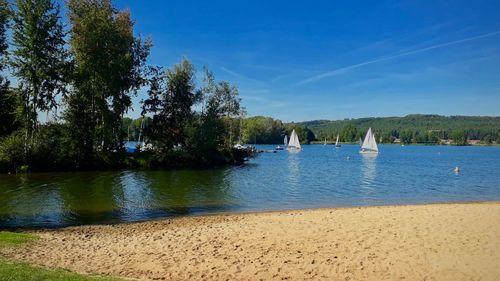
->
[
  {"left": 335, "top": 135, "right": 339, "bottom": 146},
  {"left": 284, "top": 135, "right": 288, "bottom": 147},
  {"left": 288, "top": 129, "right": 301, "bottom": 150},
  {"left": 361, "top": 128, "right": 378, "bottom": 153}
]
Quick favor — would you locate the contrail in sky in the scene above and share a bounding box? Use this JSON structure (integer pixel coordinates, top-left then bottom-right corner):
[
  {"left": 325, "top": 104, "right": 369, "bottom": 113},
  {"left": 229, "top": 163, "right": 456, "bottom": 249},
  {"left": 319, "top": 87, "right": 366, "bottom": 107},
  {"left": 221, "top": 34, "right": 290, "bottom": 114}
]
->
[{"left": 295, "top": 30, "right": 500, "bottom": 86}]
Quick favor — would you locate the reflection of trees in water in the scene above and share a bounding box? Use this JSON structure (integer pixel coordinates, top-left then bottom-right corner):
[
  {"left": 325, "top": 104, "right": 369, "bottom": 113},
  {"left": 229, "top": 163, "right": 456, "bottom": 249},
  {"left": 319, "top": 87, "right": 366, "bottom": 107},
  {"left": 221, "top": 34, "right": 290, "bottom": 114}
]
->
[
  {"left": 0, "top": 168, "right": 238, "bottom": 228},
  {"left": 142, "top": 168, "right": 234, "bottom": 214},
  {"left": 57, "top": 171, "right": 121, "bottom": 224},
  {"left": 0, "top": 174, "right": 65, "bottom": 227},
  {"left": 0, "top": 172, "right": 122, "bottom": 227},
  {"left": 361, "top": 154, "right": 377, "bottom": 190}
]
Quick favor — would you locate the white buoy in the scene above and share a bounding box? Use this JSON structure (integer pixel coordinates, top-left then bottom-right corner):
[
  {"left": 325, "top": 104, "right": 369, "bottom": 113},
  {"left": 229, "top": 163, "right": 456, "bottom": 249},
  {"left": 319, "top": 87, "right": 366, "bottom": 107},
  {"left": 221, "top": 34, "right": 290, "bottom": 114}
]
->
[{"left": 454, "top": 167, "right": 460, "bottom": 173}]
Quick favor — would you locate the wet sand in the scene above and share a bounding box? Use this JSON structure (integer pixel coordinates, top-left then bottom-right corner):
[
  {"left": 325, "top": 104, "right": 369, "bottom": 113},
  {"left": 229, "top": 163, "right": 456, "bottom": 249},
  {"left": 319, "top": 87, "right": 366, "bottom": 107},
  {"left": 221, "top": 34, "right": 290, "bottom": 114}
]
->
[{"left": 2, "top": 202, "right": 500, "bottom": 280}]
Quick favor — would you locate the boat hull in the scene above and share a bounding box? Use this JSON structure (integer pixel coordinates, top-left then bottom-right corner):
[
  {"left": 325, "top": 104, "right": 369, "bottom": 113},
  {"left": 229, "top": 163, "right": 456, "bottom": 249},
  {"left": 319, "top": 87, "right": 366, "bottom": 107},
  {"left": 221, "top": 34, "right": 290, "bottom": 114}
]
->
[{"left": 359, "top": 149, "right": 378, "bottom": 154}]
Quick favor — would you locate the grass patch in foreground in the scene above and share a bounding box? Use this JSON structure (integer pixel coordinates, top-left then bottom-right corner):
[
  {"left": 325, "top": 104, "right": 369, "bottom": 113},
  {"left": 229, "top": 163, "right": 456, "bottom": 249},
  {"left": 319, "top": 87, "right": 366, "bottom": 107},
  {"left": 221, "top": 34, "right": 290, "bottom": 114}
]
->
[
  {"left": 0, "top": 260, "right": 124, "bottom": 281},
  {"left": 0, "top": 232, "right": 124, "bottom": 280},
  {"left": 0, "top": 231, "right": 37, "bottom": 248}
]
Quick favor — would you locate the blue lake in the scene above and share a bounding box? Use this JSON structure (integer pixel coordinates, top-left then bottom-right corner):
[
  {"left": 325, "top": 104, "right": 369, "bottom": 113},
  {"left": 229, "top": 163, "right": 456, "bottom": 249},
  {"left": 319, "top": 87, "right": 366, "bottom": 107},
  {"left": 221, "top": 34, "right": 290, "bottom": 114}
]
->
[{"left": 0, "top": 144, "right": 499, "bottom": 228}]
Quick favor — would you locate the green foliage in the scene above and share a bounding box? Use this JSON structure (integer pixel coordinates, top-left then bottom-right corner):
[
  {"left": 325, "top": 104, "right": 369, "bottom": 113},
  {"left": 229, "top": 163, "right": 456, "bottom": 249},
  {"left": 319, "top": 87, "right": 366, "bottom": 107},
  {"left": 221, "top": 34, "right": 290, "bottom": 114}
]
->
[
  {"left": 0, "top": 0, "right": 16, "bottom": 139},
  {"left": 142, "top": 59, "right": 197, "bottom": 152},
  {"left": 0, "top": 89, "right": 20, "bottom": 138},
  {"left": 142, "top": 62, "right": 244, "bottom": 166},
  {"left": 0, "top": 0, "right": 250, "bottom": 173},
  {"left": 11, "top": 0, "right": 70, "bottom": 143},
  {"left": 240, "top": 117, "right": 315, "bottom": 144},
  {"left": 0, "top": 260, "right": 123, "bottom": 281},
  {"left": 339, "top": 124, "right": 357, "bottom": 142},
  {"left": 65, "top": 0, "right": 150, "bottom": 166},
  {"left": 242, "top": 116, "right": 285, "bottom": 144},
  {"left": 122, "top": 117, "right": 151, "bottom": 141},
  {"left": 400, "top": 129, "right": 413, "bottom": 144},
  {"left": 0, "top": 131, "right": 26, "bottom": 172},
  {"left": 451, "top": 129, "right": 466, "bottom": 145},
  {"left": 190, "top": 68, "right": 241, "bottom": 159},
  {"left": 0, "top": 0, "right": 9, "bottom": 68},
  {"left": 303, "top": 115, "right": 500, "bottom": 144},
  {"left": 0, "top": 124, "right": 71, "bottom": 172},
  {"left": 285, "top": 123, "right": 315, "bottom": 144}
]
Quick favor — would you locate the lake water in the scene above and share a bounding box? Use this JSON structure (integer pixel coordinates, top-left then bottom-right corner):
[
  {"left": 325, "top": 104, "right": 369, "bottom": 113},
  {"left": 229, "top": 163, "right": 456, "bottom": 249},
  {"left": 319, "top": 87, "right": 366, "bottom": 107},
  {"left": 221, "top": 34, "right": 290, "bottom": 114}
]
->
[{"left": 1, "top": 144, "right": 499, "bottom": 228}]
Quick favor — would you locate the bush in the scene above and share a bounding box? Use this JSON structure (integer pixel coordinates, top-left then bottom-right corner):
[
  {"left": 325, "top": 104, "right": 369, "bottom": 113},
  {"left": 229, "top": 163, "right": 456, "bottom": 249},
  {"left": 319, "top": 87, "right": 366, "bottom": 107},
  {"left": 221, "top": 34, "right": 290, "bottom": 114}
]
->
[{"left": 0, "top": 131, "right": 27, "bottom": 173}]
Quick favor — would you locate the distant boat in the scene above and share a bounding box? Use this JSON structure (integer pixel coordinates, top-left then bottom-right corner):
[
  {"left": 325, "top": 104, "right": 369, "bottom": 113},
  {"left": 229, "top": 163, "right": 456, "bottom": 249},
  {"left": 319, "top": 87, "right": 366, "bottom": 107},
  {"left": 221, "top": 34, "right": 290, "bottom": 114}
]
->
[
  {"left": 335, "top": 134, "right": 341, "bottom": 148},
  {"left": 275, "top": 145, "right": 284, "bottom": 151},
  {"left": 360, "top": 128, "right": 379, "bottom": 154},
  {"left": 324, "top": 138, "right": 327, "bottom": 145},
  {"left": 359, "top": 138, "right": 362, "bottom": 146},
  {"left": 287, "top": 129, "right": 301, "bottom": 152},
  {"left": 284, "top": 135, "right": 288, "bottom": 148}
]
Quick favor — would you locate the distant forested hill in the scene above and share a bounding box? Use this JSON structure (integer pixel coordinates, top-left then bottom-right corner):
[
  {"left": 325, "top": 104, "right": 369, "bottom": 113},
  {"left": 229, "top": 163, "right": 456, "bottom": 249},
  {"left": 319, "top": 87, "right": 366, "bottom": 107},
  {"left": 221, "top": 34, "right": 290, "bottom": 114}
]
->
[{"left": 299, "top": 115, "right": 500, "bottom": 144}]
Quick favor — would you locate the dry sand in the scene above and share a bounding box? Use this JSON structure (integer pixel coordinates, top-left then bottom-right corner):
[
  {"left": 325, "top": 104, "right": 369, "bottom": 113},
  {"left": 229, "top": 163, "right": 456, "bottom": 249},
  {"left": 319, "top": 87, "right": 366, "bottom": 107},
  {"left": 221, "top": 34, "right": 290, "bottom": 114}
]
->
[{"left": 2, "top": 202, "right": 500, "bottom": 281}]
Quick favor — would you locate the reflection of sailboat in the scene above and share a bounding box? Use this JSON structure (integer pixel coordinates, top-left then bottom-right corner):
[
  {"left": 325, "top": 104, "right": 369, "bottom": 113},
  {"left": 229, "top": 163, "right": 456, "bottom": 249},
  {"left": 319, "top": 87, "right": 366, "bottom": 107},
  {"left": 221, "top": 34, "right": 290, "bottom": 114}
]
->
[
  {"left": 287, "top": 129, "right": 301, "bottom": 152},
  {"left": 360, "top": 128, "right": 379, "bottom": 154},
  {"left": 335, "top": 134, "right": 341, "bottom": 148},
  {"left": 360, "top": 153, "right": 377, "bottom": 190}
]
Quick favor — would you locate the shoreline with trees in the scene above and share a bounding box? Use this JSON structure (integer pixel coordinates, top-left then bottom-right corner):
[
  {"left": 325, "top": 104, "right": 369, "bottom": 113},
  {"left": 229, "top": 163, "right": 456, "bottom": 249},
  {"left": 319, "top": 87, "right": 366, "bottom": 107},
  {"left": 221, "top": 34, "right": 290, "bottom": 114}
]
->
[
  {"left": 0, "top": 0, "right": 252, "bottom": 173},
  {"left": 1, "top": 1, "right": 499, "bottom": 174}
]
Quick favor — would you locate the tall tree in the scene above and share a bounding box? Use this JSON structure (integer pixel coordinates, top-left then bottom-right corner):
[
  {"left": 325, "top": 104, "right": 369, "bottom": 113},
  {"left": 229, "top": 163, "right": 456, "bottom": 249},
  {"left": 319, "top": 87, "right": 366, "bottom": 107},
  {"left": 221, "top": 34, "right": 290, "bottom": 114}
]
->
[
  {"left": 0, "top": 0, "right": 8, "bottom": 67},
  {"left": 0, "top": 0, "right": 17, "bottom": 138},
  {"left": 194, "top": 68, "right": 241, "bottom": 152},
  {"left": 142, "top": 58, "right": 199, "bottom": 152},
  {"left": 10, "top": 0, "right": 69, "bottom": 143},
  {"left": 66, "top": 0, "right": 150, "bottom": 164}
]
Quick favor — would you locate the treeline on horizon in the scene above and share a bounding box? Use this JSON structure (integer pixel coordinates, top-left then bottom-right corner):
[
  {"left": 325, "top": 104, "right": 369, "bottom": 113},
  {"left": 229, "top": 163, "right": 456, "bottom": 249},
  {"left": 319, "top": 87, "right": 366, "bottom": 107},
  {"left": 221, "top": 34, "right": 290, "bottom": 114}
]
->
[
  {"left": 303, "top": 115, "right": 500, "bottom": 145},
  {"left": 125, "top": 114, "right": 500, "bottom": 146},
  {"left": 0, "top": 0, "right": 248, "bottom": 173}
]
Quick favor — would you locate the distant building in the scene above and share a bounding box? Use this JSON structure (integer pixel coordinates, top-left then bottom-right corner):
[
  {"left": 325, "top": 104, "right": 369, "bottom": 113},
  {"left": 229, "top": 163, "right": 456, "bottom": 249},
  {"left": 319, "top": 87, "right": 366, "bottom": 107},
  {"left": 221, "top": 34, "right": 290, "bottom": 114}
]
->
[
  {"left": 467, "top": 139, "right": 481, "bottom": 145},
  {"left": 440, "top": 139, "right": 451, "bottom": 145}
]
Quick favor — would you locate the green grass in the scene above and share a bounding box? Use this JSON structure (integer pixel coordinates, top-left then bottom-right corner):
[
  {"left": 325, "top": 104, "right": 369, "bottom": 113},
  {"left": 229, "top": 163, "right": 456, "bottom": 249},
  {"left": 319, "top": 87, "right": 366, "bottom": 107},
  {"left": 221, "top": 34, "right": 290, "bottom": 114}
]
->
[
  {"left": 0, "top": 260, "right": 125, "bottom": 281},
  {"left": 0, "top": 231, "right": 37, "bottom": 247},
  {"left": 0, "top": 231, "right": 125, "bottom": 281}
]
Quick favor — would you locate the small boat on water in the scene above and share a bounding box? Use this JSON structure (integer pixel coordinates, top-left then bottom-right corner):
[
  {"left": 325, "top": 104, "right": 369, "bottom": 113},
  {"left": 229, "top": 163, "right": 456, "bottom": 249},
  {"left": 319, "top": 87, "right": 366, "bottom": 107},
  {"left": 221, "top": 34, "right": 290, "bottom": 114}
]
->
[
  {"left": 323, "top": 138, "right": 327, "bottom": 145},
  {"left": 335, "top": 134, "right": 341, "bottom": 148},
  {"left": 276, "top": 135, "right": 288, "bottom": 150},
  {"left": 360, "top": 128, "right": 379, "bottom": 154},
  {"left": 287, "top": 129, "right": 301, "bottom": 152}
]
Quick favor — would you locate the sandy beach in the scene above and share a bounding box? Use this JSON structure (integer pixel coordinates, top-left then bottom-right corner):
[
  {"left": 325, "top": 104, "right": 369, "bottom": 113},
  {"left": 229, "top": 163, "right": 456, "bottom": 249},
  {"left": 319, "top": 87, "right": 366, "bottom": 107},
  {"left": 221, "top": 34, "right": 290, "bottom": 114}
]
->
[{"left": 1, "top": 202, "right": 500, "bottom": 281}]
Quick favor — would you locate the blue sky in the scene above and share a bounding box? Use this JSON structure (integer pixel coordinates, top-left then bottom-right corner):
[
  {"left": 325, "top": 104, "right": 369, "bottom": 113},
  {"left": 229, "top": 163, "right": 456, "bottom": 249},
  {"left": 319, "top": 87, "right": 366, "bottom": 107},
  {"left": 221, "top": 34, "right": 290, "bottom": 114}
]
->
[{"left": 11, "top": 0, "right": 500, "bottom": 122}]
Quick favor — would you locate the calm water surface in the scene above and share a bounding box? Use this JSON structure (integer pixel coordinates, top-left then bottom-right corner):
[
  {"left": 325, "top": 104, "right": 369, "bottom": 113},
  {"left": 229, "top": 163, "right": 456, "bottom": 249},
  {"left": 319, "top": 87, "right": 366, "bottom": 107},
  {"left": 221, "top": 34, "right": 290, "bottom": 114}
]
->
[{"left": 1, "top": 144, "right": 499, "bottom": 228}]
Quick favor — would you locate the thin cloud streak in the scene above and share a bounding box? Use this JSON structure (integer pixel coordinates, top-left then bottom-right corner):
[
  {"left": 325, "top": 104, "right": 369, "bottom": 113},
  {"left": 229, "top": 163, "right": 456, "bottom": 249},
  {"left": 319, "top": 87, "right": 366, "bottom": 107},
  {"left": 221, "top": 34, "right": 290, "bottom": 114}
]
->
[
  {"left": 295, "top": 30, "right": 500, "bottom": 86},
  {"left": 220, "top": 66, "right": 267, "bottom": 86}
]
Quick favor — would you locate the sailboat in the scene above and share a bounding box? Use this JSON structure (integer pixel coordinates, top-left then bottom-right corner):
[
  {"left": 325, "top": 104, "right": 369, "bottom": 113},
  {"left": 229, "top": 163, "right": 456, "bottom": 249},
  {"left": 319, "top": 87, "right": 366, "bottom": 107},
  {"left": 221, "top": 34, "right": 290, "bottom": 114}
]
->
[
  {"left": 276, "top": 135, "right": 288, "bottom": 151},
  {"left": 360, "top": 128, "right": 379, "bottom": 154},
  {"left": 324, "top": 138, "right": 327, "bottom": 145},
  {"left": 335, "top": 134, "right": 341, "bottom": 148},
  {"left": 287, "top": 129, "right": 301, "bottom": 152}
]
